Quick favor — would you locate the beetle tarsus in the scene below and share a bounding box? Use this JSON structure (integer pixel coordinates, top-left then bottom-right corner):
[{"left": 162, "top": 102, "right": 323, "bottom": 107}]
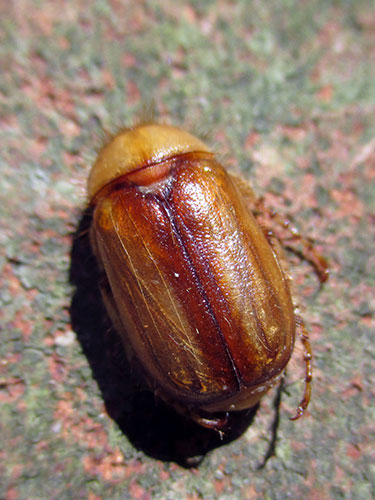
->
[{"left": 290, "top": 405, "right": 305, "bottom": 421}]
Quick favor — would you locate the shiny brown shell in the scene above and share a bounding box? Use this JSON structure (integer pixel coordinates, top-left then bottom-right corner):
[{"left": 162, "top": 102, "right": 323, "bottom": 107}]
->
[{"left": 88, "top": 124, "right": 297, "bottom": 428}]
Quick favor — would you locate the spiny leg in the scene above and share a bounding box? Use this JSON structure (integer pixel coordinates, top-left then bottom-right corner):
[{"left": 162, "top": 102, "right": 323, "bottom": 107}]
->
[
  {"left": 191, "top": 411, "right": 229, "bottom": 436},
  {"left": 254, "top": 197, "right": 329, "bottom": 284},
  {"left": 290, "top": 315, "right": 312, "bottom": 421},
  {"left": 259, "top": 226, "right": 312, "bottom": 419},
  {"left": 230, "top": 174, "right": 323, "bottom": 421}
]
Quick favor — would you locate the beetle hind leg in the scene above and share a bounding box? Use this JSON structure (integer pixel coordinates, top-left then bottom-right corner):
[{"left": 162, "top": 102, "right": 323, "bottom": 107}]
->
[
  {"left": 290, "top": 315, "right": 312, "bottom": 420},
  {"left": 190, "top": 411, "right": 229, "bottom": 434}
]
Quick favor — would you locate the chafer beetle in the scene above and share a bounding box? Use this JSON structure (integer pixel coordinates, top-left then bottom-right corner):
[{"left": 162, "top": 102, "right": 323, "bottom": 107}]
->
[{"left": 87, "top": 123, "right": 328, "bottom": 431}]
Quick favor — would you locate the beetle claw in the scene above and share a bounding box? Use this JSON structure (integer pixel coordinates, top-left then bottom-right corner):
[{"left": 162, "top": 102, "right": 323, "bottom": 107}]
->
[{"left": 290, "top": 405, "right": 305, "bottom": 421}]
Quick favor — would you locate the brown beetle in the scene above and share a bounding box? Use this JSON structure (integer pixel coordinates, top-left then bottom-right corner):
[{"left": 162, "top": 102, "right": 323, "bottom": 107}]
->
[{"left": 87, "top": 123, "right": 328, "bottom": 430}]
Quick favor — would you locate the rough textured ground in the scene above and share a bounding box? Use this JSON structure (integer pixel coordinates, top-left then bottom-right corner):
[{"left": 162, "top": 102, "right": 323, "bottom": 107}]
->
[{"left": 1, "top": 1, "right": 374, "bottom": 499}]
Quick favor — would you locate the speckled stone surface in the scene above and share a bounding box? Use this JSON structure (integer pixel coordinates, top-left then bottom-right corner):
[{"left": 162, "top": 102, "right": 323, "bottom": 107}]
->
[{"left": 1, "top": 1, "right": 374, "bottom": 499}]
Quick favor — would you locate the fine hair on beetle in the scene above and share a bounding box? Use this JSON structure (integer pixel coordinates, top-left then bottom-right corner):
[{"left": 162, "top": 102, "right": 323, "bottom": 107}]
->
[{"left": 85, "top": 119, "right": 328, "bottom": 432}]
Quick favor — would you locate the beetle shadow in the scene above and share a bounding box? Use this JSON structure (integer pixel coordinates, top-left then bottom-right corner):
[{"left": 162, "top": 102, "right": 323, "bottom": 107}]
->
[{"left": 69, "top": 210, "right": 258, "bottom": 468}]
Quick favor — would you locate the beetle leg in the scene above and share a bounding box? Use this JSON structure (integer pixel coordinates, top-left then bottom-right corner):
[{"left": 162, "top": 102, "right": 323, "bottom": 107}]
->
[
  {"left": 290, "top": 316, "right": 312, "bottom": 420},
  {"left": 162, "top": 396, "right": 230, "bottom": 433},
  {"left": 229, "top": 174, "right": 328, "bottom": 283},
  {"left": 190, "top": 411, "right": 229, "bottom": 434},
  {"left": 254, "top": 197, "right": 329, "bottom": 284}
]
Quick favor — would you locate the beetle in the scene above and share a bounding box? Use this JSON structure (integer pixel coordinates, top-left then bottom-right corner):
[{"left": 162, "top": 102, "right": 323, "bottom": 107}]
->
[{"left": 87, "top": 123, "right": 328, "bottom": 430}]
